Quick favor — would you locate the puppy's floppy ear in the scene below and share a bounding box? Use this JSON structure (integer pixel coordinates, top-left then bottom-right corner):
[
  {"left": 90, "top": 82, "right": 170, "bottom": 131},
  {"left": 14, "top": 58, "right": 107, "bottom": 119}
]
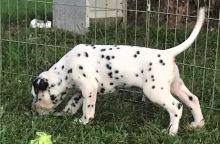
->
[
  {"left": 38, "top": 78, "right": 49, "bottom": 91},
  {"left": 32, "top": 77, "right": 49, "bottom": 94}
]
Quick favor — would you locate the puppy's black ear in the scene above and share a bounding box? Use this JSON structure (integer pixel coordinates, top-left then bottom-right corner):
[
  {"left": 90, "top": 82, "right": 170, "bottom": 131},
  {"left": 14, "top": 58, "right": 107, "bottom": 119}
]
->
[
  {"left": 38, "top": 79, "right": 49, "bottom": 91},
  {"left": 32, "top": 78, "right": 49, "bottom": 94}
]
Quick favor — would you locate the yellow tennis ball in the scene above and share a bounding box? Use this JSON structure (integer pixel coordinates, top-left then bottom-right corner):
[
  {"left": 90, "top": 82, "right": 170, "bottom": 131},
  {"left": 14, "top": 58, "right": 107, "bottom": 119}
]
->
[{"left": 30, "top": 132, "right": 52, "bottom": 144}]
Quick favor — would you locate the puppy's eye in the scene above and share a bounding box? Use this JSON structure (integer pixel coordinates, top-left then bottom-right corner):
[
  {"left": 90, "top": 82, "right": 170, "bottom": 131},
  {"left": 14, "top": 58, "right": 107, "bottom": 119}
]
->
[{"left": 32, "top": 95, "right": 38, "bottom": 103}]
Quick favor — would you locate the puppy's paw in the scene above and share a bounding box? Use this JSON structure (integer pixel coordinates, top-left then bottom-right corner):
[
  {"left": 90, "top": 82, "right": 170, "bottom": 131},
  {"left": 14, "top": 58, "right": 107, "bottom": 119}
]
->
[
  {"left": 73, "top": 117, "right": 88, "bottom": 125},
  {"left": 72, "top": 118, "right": 81, "bottom": 124},
  {"left": 189, "top": 119, "right": 205, "bottom": 128}
]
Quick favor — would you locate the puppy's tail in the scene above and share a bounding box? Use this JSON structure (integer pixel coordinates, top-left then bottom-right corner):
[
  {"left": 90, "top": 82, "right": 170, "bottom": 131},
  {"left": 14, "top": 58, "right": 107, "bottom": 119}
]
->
[{"left": 166, "top": 7, "right": 205, "bottom": 56}]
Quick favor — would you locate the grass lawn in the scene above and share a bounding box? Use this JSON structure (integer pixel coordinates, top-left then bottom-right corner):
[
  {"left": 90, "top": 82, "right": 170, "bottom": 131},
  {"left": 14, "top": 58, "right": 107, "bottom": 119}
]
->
[{"left": 1, "top": 0, "right": 220, "bottom": 143}]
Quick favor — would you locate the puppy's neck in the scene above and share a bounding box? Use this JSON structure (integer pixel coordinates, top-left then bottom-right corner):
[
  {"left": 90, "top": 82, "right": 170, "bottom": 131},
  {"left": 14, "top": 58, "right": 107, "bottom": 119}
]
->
[{"left": 48, "top": 67, "right": 74, "bottom": 91}]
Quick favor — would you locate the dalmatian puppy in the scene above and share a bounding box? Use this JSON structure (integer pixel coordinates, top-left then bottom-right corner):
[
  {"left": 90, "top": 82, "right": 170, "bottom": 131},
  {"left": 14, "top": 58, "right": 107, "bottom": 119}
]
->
[{"left": 31, "top": 8, "right": 205, "bottom": 135}]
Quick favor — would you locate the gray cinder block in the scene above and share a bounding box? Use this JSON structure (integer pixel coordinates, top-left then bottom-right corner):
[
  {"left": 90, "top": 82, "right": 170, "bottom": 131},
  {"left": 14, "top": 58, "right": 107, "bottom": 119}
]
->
[{"left": 53, "top": 0, "right": 89, "bottom": 34}]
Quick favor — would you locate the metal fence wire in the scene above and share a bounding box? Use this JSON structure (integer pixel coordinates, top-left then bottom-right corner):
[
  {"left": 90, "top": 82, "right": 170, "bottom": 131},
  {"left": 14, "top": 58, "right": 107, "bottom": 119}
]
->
[{"left": 0, "top": 0, "right": 219, "bottom": 112}]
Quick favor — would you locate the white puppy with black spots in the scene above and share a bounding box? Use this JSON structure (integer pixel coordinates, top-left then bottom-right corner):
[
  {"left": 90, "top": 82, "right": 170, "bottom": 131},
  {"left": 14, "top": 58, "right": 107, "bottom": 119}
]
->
[{"left": 31, "top": 8, "right": 205, "bottom": 135}]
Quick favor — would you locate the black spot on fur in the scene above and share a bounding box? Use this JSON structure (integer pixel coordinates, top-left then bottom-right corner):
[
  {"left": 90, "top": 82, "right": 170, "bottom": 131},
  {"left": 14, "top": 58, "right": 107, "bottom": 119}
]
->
[
  {"left": 85, "top": 52, "right": 89, "bottom": 57},
  {"left": 145, "top": 79, "right": 148, "bottom": 82},
  {"left": 149, "top": 62, "right": 152, "bottom": 66},
  {"left": 148, "top": 68, "right": 152, "bottom": 71},
  {"left": 115, "top": 77, "right": 119, "bottom": 80},
  {"left": 108, "top": 72, "right": 113, "bottom": 78},
  {"left": 116, "top": 47, "right": 120, "bottom": 49},
  {"left": 96, "top": 70, "right": 98, "bottom": 73},
  {"left": 106, "top": 64, "right": 112, "bottom": 70},
  {"left": 50, "top": 95, "right": 56, "bottom": 101},
  {"left": 91, "top": 44, "right": 94, "bottom": 46},
  {"left": 77, "top": 53, "right": 81, "bottom": 57},
  {"left": 91, "top": 105, "right": 94, "bottom": 107},
  {"left": 189, "top": 96, "right": 193, "bottom": 101},
  {"left": 101, "top": 49, "right": 106, "bottom": 52},
  {"left": 95, "top": 78, "right": 98, "bottom": 83},
  {"left": 135, "top": 74, "right": 139, "bottom": 77},
  {"left": 158, "top": 54, "right": 161, "bottom": 57},
  {"left": 93, "top": 46, "right": 96, "bottom": 49},
  {"left": 106, "top": 56, "right": 110, "bottom": 60},
  {"left": 177, "top": 103, "right": 182, "bottom": 109},
  {"left": 151, "top": 75, "right": 154, "bottom": 78},
  {"left": 136, "top": 51, "right": 140, "bottom": 54},
  {"left": 54, "top": 67, "right": 57, "bottom": 70},
  {"left": 111, "top": 56, "right": 115, "bottom": 59},
  {"left": 163, "top": 104, "right": 166, "bottom": 106},
  {"left": 152, "top": 85, "right": 155, "bottom": 89},
  {"left": 84, "top": 116, "right": 86, "bottom": 119},
  {"left": 83, "top": 73, "right": 86, "bottom": 77},
  {"left": 71, "top": 103, "right": 76, "bottom": 107},
  {"left": 88, "top": 105, "right": 90, "bottom": 108},
  {"left": 101, "top": 55, "right": 105, "bottom": 58},
  {"left": 115, "top": 70, "right": 119, "bottom": 73},
  {"left": 175, "top": 114, "right": 178, "bottom": 117},
  {"left": 109, "top": 48, "right": 112, "bottom": 50},
  {"left": 172, "top": 102, "right": 175, "bottom": 105},
  {"left": 159, "top": 59, "right": 166, "bottom": 66},
  {"left": 79, "top": 66, "right": 83, "bottom": 70},
  {"left": 141, "top": 70, "right": 144, "bottom": 73},
  {"left": 110, "top": 82, "right": 114, "bottom": 85},
  {"left": 68, "top": 69, "right": 72, "bottom": 73},
  {"left": 65, "top": 76, "right": 68, "bottom": 80},
  {"left": 62, "top": 65, "right": 64, "bottom": 69},
  {"left": 120, "top": 75, "right": 123, "bottom": 78},
  {"left": 100, "top": 88, "right": 105, "bottom": 93},
  {"left": 161, "top": 87, "right": 164, "bottom": 90},
  {"left": 134, "top": 54, "right": 137, "bottom": 58}
]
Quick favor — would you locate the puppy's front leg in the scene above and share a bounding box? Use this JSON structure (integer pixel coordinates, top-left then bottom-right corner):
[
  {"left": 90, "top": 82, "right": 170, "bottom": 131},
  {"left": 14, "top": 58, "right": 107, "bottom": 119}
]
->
[
  {"left": 63, "top": 93, "right": 83, "bottom": 114},
  {"left": 79, "top": 82, "right": 98, "bottom": 124}
]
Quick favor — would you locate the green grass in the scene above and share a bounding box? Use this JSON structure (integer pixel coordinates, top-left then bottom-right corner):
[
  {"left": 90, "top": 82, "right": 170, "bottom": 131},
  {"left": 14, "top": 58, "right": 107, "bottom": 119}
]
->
[{"left": 1, "top": 1, "right": 220, "bottom": 144}]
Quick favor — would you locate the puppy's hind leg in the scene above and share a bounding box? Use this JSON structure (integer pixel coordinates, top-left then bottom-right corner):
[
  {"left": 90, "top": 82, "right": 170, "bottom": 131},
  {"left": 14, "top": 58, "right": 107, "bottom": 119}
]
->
[
  {"left": 143, "top": 85, "right": 183, "bottom": 135},
  {"left": 171, "top": 78, "right": 204, "bottom": 128}
]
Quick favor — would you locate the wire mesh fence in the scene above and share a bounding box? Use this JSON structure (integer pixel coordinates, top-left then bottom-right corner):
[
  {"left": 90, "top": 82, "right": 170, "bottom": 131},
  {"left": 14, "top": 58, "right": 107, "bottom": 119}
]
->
[{"left": 0, "top": 0, "right": 219, "bottom": 113}]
